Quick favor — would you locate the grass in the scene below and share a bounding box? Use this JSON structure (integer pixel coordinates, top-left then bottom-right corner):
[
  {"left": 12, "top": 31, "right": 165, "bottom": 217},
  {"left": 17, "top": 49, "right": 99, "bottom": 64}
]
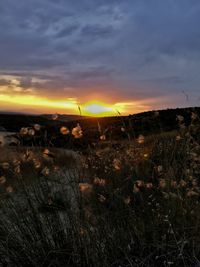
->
[{"left": 0, "top": 111, "right": 200, "bottom": 266}]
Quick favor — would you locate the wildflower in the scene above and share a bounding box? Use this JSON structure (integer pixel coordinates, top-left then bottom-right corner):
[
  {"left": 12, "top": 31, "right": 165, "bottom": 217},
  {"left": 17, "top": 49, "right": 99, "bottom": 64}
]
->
[
  {"left": 179, "top": 179, "right": 187, "bottom": 188},
  {"left": 23, "top": 150, "right": 34, "bottom": 162},
  {"left": 79, "top": 183, "right": 93, "bottom": 193},
  {"left": 133, "top": 184, "right": 140, "bottom": 193},
  {"left": 0, "top": 176, "right": 6, "bottom": 184},
  {"left": 1, "top": 162, "right": 10, "bottom": 170},
  {"left": 176, "top": 135, "right": 182, "bottom": 141},
  {"left": 41, "top": 167, "right": 50, "bottom": 176},
  {"left": 159, "top": 179, "right": 166, "bottom": 189},
  {"left": 6, "top": 186, "right": 13, "bottom": 193},
  {"left": 145, "top": 182, "right": 153, "bottom": 189},
  {"left": 54, "top": 165, "right": 60, "bottom": 172},
  {"left": 28, "top": 128, "right": 35, "bottom": 136},
  {"left": 136, "top": 180, "right": 144, "bottom": 188},
  {"left": 113, "top": 159, "right": 121, "bottom": 170},
  {"left": 72, "top": 124, "right": 83, "bottom": 138},
  {"left": 43, "top": 148, "right": 50, "bottom": 155},
  {"left": 60, "top": 126, "right": 70, "bottom": 135},
  {"left": 191, "top": 112, "right": 198, "bottom": 121},
  {"left": 93, "top": 177, "right": 106, "bottom": 186},
  {"left": 34, "top": 124, "right": 41, "bottom": 131},
  {"left": 20, "top": 127, "right": 29, "bottom": 135},
  {"left": 14, "top": 165, "right": 21, "bottom": 174},
  {"left": 100, "top": 134, "right": 106, "bottom": 141},
  {"left": 95, "top": 150, "right": 101, "bottom": 157},
  {"left": 52, "top": 113, "right": 58, "bottom": 120},
  {"left": 176, "top": 115, "right": 184, "bottom": 122},
  {"left": 98, "top": 194, "right": 106, "bottom": 203},
  {"left": 157, "top": 165, "right": 163, "bottom": 173},
  {"left": 33, "top": 159, "right": 41, "bottom": 169},
  {"left": 124, "top": 196, "right": 131, "bottom": 205},
  {"left": 138, "top": 134, "right": 145, "bottom": 144},
  {"left": 43, "top": 149, "right": 55, "bottom": 159}
]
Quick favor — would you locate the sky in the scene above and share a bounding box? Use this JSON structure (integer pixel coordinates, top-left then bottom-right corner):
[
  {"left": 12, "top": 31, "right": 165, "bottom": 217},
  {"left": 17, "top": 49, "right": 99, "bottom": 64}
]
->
[{"left": 0, "top": 0, "right": 200, "bottom": 116}]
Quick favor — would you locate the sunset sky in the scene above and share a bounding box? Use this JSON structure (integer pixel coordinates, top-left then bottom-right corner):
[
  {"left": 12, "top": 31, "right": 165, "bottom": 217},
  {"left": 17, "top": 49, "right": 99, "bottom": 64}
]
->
[{"left": 0, "top": 0, "right": 200, "bottom": 116}]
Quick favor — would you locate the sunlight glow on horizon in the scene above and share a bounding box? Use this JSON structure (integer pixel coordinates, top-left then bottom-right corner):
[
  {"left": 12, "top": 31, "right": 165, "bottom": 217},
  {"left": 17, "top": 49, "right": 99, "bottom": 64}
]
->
[
  {"left": 0, "top": 94, "right": 78, "bottom": 110},
  {"left": 81, "top": 101, "right": 125, "bottom": 117},
  {"left": 0, "top": 92, "right": 151, "bottom": 116}
]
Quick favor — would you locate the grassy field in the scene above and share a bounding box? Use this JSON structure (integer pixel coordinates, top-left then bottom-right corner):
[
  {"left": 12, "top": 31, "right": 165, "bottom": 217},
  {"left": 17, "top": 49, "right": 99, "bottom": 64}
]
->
[{"left": 0, "top": 110, "right": 200, "bottom": 266}]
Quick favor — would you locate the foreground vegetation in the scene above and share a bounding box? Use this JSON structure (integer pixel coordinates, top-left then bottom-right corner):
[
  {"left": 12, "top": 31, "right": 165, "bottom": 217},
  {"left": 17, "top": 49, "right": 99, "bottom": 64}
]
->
[{"left": 0, "top": 110, "right": 200, "bottom": 266}]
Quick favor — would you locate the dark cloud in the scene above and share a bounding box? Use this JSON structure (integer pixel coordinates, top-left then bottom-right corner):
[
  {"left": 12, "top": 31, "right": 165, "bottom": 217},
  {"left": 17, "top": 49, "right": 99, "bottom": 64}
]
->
[
  {"left": 19, "top": 77, "right": 33, "bottom": 89},
  {"left": 81, "top": 24, "right": 115, "bottom": 39},
  {"left": 55, "top": 24, "right": 79, "bottom": 38},
  {"left": 0, "top": 0, "right": 200, "bottom": 108},
  {"left": 0, "top": 79, "right": 12, "bottom": 86}
]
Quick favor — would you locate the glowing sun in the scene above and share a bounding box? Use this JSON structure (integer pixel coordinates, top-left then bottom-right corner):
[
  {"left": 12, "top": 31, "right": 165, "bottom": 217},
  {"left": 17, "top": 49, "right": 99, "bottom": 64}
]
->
[{"left": 82, "top": 101, "right": 116, "bottom": 117}]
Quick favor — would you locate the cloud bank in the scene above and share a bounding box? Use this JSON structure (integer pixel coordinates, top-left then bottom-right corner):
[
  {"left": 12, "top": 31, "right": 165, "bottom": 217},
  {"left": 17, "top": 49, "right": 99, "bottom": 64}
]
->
[{"left": 0, "top": 0, "right": 200, "bottom": 114}]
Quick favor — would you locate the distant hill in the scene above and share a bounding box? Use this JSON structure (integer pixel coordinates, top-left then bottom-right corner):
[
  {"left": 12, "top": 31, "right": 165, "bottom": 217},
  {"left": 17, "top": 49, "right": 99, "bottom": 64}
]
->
[
  {"left": 59, "top": 106, "right": 200, "bottom": 135},
  {"left": 0, "top": 114, "right": 63, "bottom": 132},
  {"left": 0, "top": 107, "right": 199, "bottom": 148},
  {"left": 0, "top": 111, "right": 26, "bottom": 115},
  {"left": 42, "top": 114, "right": 90, "bottom": 122}
]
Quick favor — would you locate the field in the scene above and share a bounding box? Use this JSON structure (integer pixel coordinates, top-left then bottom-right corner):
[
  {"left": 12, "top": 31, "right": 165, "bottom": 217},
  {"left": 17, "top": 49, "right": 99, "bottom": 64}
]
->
[{"left": 0, "top": 108, "right": 200, "bottom": 266}]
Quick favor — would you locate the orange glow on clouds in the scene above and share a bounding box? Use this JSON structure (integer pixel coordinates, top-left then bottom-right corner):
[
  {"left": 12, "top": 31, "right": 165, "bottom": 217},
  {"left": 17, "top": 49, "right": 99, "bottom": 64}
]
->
[
  {"left": 0, "top": 94, "right": 77, "bottom": 112},
  {"left": 0, "top": 75, "right": 152, "bottom": 115}
]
